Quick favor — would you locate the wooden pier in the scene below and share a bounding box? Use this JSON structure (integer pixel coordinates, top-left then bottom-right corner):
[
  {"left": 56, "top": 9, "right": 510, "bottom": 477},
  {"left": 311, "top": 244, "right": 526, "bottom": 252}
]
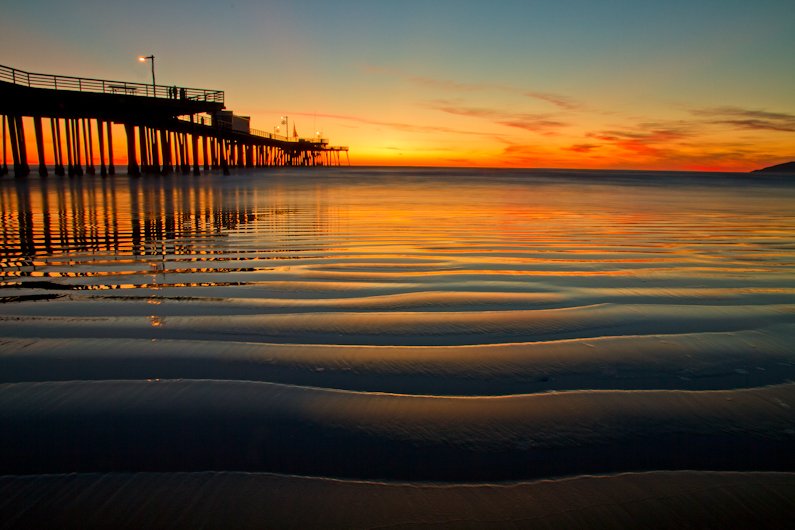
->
[{"left": 0, "top": 64, "right": 349, "bottom": 178}]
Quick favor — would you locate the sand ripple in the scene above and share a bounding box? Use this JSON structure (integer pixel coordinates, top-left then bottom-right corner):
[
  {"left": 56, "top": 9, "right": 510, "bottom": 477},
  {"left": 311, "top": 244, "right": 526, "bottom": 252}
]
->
[
  {"left": 2, "top": 379, "right": 794, "bottom": 480},
  {"left": 1, "top": 171, "right": 794, "bottom": 503}
]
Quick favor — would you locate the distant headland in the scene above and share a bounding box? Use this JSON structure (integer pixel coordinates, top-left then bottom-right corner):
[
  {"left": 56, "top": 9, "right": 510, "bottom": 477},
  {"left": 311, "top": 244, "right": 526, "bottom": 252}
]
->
[{"left": 752, "top": 161, "right": 795, "bottom": 174}]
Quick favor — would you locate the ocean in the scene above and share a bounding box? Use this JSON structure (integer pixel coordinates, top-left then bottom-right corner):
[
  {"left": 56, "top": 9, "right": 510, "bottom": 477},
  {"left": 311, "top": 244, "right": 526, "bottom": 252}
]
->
[{"left": 1, "top": 167, "right": 794, "bottom": 527}]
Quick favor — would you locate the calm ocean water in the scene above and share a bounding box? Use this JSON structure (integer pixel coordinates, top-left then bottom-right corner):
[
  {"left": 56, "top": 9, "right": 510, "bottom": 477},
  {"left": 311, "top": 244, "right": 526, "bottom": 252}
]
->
[{"left": 1, "top": 168, "right": 794, "bottom": 489}]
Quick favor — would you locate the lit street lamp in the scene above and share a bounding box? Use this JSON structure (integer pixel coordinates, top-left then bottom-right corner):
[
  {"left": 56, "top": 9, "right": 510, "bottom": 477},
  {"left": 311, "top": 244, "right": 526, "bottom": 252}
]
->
[{"left": 138, "top": 55, "right": 156, "bottom": 96}]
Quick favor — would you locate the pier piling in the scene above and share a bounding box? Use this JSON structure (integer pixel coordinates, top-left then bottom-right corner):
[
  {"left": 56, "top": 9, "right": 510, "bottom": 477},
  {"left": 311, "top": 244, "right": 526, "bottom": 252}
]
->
[
  {"left": 125, "top": 123, "right": 139, "bottom": 177},
  {"left": 85, "top": 119, "right": 95, "bottom": 175},
  {"left": 1, "top": 115, "right": 8, "bottom": 176},
  {"left": 106, "top": 122, "right": 115, "bottom": 175},
  {"left": 97, "top": 119, "right": 107, "bottom": 177},
  {"left": 33, "top": 117, "right": 47, "bottom": 177}
]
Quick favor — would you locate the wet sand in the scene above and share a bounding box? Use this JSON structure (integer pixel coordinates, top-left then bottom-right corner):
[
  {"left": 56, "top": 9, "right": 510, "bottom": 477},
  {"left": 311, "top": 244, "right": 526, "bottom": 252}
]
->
[
  {"left": 2, "top": 471, "right": 794, "bottom": 529},
  {"left": 2, "top": 379, "right": 795, "bottom": 480},
  {"left": 1, "top": 168, "right": 794, "bottom": 526}
]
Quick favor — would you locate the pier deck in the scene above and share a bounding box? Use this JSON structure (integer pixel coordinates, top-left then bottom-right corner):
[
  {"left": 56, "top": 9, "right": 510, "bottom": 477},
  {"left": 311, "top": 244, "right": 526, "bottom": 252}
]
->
[{"left": 1, "top": 64, "right": 348, "bottom": 177}]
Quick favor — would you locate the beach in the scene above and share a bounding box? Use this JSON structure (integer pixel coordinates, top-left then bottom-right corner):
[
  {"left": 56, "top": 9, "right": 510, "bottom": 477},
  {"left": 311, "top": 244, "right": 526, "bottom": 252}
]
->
[{"left": 1, "top": 168, "right": 794, "bottom": 526}]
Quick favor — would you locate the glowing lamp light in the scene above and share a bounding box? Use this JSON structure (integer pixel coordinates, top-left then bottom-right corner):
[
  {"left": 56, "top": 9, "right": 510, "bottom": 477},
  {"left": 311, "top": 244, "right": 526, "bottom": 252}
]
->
[{"left": 138, "top": 54, "right": 156, "bottom": 96}]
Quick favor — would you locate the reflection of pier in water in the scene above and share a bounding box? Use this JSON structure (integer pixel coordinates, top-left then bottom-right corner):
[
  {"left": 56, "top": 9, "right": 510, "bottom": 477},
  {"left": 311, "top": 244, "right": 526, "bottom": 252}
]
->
[
  {"left": 0, "top": 178, "right": 336, "bottom": 275},
  {"left": 1, "top": 64, "right": 349, "bottom": 178}
]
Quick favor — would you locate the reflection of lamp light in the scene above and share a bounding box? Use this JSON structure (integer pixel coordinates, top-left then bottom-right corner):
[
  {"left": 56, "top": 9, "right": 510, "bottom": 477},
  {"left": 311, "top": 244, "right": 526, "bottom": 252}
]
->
[{"left": 138, "top": 55, "right": 156, "bottom": 96}]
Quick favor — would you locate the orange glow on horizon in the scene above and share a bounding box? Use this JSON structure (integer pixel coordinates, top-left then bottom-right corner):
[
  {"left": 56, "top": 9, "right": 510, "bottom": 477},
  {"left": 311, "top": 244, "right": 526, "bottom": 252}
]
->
[{"left": 3, "top": 113, "right": 789, "bottom": 173}]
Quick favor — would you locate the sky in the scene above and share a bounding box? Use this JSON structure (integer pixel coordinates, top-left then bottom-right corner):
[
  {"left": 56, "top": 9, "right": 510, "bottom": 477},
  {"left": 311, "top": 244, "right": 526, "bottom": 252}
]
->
[{"left": 2, "top": 0, "right": 793, "bottom": 170}]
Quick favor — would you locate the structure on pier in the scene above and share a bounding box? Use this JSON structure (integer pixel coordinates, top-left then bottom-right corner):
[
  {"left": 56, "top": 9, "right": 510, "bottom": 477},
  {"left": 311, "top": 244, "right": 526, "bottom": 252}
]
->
[{"left": 0, "top": 64, "right": 349, "bottom": 178}]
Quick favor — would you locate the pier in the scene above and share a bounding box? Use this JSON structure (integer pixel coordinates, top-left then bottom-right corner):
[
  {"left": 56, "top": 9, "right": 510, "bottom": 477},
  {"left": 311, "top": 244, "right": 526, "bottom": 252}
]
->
[{"left": 0, "top": 64, "right": 349, "bottom": 178}]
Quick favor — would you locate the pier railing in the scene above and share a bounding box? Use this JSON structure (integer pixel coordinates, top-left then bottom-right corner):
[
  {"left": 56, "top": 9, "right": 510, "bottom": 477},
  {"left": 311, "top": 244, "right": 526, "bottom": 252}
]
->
[
  {"left": 0, "top": 64, "right": 224, "bottom": 104},
  {"left": 176, "top": 115, "right": 330, "bottom": 144},
  {"left": 251, "top": 127, "right": 296, "bottom": 142}
]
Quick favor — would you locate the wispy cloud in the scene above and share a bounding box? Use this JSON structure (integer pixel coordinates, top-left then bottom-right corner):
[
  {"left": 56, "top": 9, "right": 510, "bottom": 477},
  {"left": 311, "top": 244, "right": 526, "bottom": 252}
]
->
[
  {"left": 585, "top": 126, "right": 693, "bottom": 157},
  {"left": 524, "top": 92, "right": 582, "bottom": 111},
  {"left": 692, "top": 106, "right": 795, "bottom": 133},
  {"left": 427, "top": 101, "right": 568, "bottom": 134},
  {"left": 565, "top": 143, "right": 601, "bottom": 153},
  {"left": 574, "top": 121, "right": 784, "bottom": 170}
]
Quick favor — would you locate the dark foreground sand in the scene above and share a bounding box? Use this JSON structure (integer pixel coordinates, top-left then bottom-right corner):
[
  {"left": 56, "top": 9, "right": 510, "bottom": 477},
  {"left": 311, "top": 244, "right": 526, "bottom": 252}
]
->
[
  {"left": 2, "top": 380, "right": 794, "bottom": 480},
  {"left": 2, "top": 471, "right": 794, "bottom": 529}
]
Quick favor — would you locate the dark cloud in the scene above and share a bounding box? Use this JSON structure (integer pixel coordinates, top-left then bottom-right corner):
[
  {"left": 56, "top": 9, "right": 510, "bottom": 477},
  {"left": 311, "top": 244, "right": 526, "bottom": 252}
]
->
[
  {"left": 692, "top": 106, "right": 795, "bottom": 133},
  {"left": 565, "top": 143, "right": 600, "bottom": 153},
  {"left": 584, "top": 127, "right": 693, "bottom": 158},
  {"left": 498, "top": 118, "right": 568, "bottom": 134},
  {"left": 427, "top": 101, "right": 568, "bottom": 134}
]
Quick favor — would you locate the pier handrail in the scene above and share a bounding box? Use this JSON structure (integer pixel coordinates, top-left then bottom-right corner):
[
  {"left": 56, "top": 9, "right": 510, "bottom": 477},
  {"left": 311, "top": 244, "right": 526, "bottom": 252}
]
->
[
  {"left": 175, "top": 116, "right": 299, "bottom": 142},
  {"left": 250, "top": 127, "right": 294, "bottom": 142},
  {"left": 173, "top": 115, "right": 344, "bottom": 149},
  {"left": 0, "top": 63, "right": 224, "bottom": 104},
  {"left": 243, "top": 127, "right": 322, "bottom": 144}
]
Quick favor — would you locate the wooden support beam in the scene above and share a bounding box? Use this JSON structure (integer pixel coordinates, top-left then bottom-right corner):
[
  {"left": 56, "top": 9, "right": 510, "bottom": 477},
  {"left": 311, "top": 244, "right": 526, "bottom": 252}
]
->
[
  {"left": 220, "top": 139, "right": 229, "bottom": 175},
  {"left": 84, "top": 118, "right": 95, "bottom": 175},
  {"left": 9, "top": 116, "right": 31, "bottom": 177},
  {"left": 170, "top": 132, "right": 179, "bottom": 171},
  {"left": 160, "top": 129, "right": 172, "bottom": 175},
  {"left": 125, "top": 123, "right": 140, "bottom": 176},
  {"left": 150, "top": 127, "right": 160, "bottom": 175},
  {"left": 210, "top": 137, "right": 218, "bottom": 169},
  {"left": 138, "top": 125, "right": 148, "bottom": 174},
  {"left": 181, "top": 133, "right": 189, "bottom": 174},
  {"left": 33, "top": 117, "right": 47, "bottom": 177},
  {"left": 0, "top": 115, "right": 7, "bottom": 176},
  {"left": 51, "top": 118, "right": 64, "bottom": 176},
  {"left": 202, "top": 135, "right": 209, "bottom": 171},
  {"left": 73, "top": 119, "right": 83, "bottom": 176},
  {"left": 96, "top": 119, "right": 107, "bottom": 177},
  {"left": 6, "top": 115, "right": 22, "bottom": 177},
  {"left": 107, "top": 122, "right": 115, "bottom": 175},
  {"left": 17, "top": 116, "right": 30, "bottom": 177},
  {"left": 64, "top": 119, "right": 74, "bottom": 176},
  {"left": 191, "top": 133, "right": 200, "bottom": 175}
]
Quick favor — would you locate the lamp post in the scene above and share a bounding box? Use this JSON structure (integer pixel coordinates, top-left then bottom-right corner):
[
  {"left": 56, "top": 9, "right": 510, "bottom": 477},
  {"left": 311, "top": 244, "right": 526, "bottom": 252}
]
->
[
  {"left": 138, "top": 55, "right": 156, "bottom": 96},
  {"left": 281, "top": 116, "right": 288, "bottom": 140}
]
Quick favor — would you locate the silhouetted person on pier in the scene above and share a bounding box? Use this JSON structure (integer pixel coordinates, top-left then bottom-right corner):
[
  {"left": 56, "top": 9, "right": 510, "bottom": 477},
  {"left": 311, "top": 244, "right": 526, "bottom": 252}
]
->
[{"left": 180, "top": 88, "right": 186, "bottom": 100}]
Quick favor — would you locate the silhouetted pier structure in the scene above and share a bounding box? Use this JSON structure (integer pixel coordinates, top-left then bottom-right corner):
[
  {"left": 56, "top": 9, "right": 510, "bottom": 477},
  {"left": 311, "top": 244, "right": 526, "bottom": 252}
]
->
[{"left": 0, "top": 64, "right": 349, "bottom": 178}]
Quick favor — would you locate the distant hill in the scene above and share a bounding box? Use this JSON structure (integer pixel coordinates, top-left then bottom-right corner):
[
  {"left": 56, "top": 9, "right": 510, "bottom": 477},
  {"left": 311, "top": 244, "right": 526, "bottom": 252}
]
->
[{"left": 752, "top": 161, "right": 795, "bottom": 174}]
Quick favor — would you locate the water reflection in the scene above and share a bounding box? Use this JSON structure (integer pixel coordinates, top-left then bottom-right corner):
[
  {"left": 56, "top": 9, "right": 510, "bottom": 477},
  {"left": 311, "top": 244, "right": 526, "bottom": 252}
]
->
[
  {"left": 1, "top": 170, "right": 794, "bottom": 297},
  {"left": 0, "top": 175, "right": 333, "bottom": 265}
]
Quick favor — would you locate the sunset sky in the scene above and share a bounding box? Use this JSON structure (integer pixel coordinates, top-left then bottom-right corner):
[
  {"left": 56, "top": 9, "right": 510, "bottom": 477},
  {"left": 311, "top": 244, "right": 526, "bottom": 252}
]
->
[{"left": 2, "top": 0, "right": 793, "bottom": 170}]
